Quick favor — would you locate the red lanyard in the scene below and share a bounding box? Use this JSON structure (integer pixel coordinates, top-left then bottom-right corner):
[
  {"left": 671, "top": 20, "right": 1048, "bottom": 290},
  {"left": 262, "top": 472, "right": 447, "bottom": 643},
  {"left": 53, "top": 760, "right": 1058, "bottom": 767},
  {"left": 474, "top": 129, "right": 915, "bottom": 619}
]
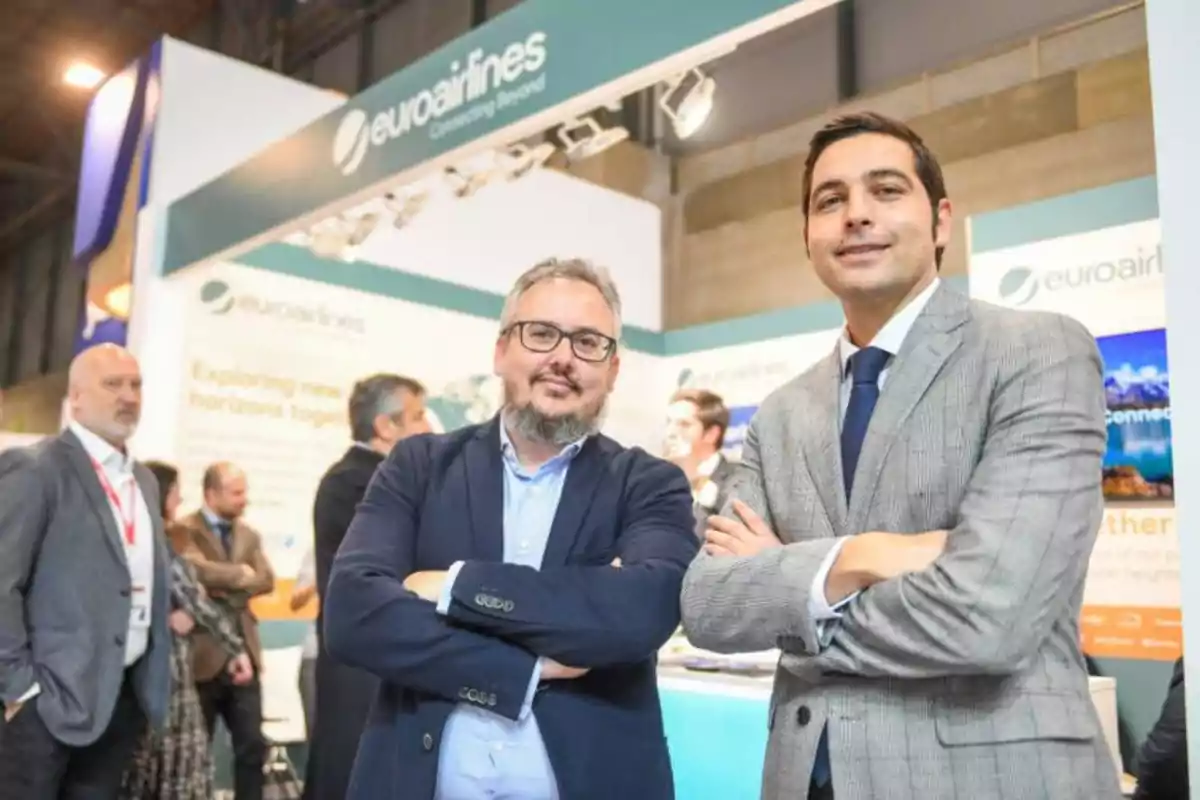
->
[{"left": 91, "top": 458, "right": 137, "bottom": 546}]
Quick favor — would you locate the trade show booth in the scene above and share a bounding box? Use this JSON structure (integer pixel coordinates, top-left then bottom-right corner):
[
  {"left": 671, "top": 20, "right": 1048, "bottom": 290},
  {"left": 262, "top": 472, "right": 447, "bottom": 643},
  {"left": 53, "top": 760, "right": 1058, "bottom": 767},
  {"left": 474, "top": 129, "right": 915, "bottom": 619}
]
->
[{"left": 66, "top": 0, "right": 1200, "bottom": 795}]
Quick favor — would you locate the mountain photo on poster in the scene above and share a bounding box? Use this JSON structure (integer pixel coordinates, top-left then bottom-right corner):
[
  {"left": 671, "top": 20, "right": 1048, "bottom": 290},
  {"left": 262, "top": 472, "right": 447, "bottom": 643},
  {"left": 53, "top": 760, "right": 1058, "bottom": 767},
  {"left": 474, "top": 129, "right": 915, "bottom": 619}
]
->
[{"left": 1096, "top": 327, "right": 1172, "bottom": 500}]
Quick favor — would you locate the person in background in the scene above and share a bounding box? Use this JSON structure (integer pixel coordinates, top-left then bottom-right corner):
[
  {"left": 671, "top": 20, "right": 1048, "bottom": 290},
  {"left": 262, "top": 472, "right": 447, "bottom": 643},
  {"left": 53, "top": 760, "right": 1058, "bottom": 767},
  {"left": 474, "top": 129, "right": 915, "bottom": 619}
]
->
[
  {"left": 0, "top": 344, "right": 172, "bottom": 797},
  {"left": 120, "top": 461, "right": 254, "bottom": 800},
  {"left": 664, "top": 388, "right": 737, "bottom": 534},
  {"left": 324, "top": 258, "right": 699, "bottom": 799},
  {"left": 680, "top": 112, "right": 1118, "bottom": 800},
  {"left": 304, "top": 373, "right": 429, "bottom": 800},
  {"left": 1133, "top": 657, "right": 1188, "bottom": 799},
  {"left": 289, "top": 546, "right": 318, "bottom": 742},
  {"left": 174, "top": 462, "right": 275, "bottom": 800}
]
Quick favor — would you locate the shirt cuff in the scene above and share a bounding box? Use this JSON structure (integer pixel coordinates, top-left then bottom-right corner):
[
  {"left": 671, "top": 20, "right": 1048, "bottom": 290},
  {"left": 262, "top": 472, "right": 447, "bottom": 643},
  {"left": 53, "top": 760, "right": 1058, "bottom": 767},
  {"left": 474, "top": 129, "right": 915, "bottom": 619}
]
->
[
  {"left": 17, "top": 682, "right": 40, "bottom": 703},
  {"left": 434, "top": 561, "right": 466, "bottom": 615},
  {"left": 808, "top": 538, "right": 858, "bottom": 623},
  {"left": 518, "top": 659, "right": 544, "bottom": 722}
]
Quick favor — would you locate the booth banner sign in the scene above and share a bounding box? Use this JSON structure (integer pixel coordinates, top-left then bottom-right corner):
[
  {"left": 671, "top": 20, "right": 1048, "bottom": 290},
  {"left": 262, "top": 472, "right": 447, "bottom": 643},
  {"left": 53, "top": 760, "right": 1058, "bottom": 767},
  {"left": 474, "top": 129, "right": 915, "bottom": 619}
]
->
[
  {"left": 1081, "top": 506, "right": 1181, "bottom": 661},
  {"left": 968, "top": 219, "right": 1163, "bottom": 338},
  {"left": 162, "top": 0, "right": 834, "bottom": 274},
  {"left": 171, "top": 262, "right": 664, "bottom": 621},
  {"left": 670, "top": 327, "right": 839, "bottom": 459}
]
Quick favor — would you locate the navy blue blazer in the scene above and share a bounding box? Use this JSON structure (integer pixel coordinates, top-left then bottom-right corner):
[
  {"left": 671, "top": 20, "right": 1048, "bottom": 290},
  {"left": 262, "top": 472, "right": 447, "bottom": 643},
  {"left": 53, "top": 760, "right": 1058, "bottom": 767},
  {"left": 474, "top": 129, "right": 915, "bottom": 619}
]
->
[{"left": 324, "top": 416, "right": 699, "bottom": 800}]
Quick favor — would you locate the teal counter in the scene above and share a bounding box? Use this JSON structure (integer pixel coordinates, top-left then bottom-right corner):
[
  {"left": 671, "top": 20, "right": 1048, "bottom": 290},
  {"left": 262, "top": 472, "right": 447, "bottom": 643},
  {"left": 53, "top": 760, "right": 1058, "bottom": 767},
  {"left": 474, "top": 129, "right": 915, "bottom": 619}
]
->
[{"left": 659, "top": 668, "right": 773, "bottom": 800}]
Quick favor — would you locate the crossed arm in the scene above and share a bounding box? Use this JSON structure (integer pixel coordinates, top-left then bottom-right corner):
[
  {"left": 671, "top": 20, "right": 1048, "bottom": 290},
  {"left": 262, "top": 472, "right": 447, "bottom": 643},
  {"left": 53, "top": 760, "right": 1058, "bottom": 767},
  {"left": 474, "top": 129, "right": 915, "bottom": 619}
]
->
[
  {"left": 324, "top": 439, "right": 698, "bottom": 720},
  {"left": 682, "top": 317, "right": 1107, "bottom": 678}
]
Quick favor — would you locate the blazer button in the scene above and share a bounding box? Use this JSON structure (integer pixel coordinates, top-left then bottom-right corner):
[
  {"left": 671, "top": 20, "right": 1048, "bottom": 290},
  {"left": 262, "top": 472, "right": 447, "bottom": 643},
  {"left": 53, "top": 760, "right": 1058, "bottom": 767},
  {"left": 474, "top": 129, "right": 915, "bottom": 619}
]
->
[
  {"left": 422, "top": 733, "right": 434, "bottom": 751},
  {"left": 114, "top": 634, "right": 125, "bottom": 647},
  {"left": 119, "top": 588, "right": 130, "bottom": 598},
  {"left": 796, "top": 705, "right": 811, "bottom": 727}
]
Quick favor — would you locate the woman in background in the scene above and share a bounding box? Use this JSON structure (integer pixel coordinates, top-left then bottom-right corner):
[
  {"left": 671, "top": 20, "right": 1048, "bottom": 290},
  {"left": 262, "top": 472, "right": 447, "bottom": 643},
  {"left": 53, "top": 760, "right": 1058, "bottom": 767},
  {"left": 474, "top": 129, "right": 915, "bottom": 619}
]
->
[{"left": 120, "top": 462, "right": 252, "bottom": 800}]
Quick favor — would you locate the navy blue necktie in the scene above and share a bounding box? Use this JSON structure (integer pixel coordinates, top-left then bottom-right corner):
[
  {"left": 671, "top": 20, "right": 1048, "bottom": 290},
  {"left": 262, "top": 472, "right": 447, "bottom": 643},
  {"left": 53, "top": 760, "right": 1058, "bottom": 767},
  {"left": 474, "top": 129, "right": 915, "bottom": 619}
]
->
[
  {"left": 216, "top": 521, "right": 233, "bottom": 554},
  {"left": 812, "top": 346, "right": 891, "bottom": 789},
  {"left": 840, "top": 346, "right": 891, "bottom": 498}
]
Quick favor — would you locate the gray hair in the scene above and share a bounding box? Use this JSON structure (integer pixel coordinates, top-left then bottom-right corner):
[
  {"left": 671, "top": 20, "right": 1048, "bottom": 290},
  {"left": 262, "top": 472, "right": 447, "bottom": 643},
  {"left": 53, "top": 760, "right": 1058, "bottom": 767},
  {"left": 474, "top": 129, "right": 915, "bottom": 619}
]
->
[
  {"left": 348, "top": 373, "right": 426, "bottom": 442},
  {"left": 499, "top": 258, "right": 623, "bottom": 340}
]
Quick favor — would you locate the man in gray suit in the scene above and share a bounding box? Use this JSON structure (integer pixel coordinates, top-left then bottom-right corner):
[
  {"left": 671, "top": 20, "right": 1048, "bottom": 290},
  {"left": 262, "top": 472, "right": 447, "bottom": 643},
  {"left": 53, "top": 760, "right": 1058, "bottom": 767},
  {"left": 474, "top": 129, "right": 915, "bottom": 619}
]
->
[
  {"left": 680, "top": 112, "right": 1120, "bottom": 800},
  {"left": 0, "top": 344, "right": 171, "bottom": 798}
]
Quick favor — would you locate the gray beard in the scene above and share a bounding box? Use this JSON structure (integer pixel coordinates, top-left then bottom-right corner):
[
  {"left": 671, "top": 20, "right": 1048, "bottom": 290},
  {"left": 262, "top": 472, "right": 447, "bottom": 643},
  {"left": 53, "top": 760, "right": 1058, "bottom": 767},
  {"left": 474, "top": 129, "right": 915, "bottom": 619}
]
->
[{"left": 504, "top": 397, "right": 605, "bottom": 448}]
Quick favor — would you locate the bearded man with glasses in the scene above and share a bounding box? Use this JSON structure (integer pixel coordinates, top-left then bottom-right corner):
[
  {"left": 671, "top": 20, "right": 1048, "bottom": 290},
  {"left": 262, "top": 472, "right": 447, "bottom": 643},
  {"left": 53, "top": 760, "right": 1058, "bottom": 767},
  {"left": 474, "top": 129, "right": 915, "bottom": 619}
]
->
[{"left": 322, "top": 258, "right": 699, "bottom": 800}]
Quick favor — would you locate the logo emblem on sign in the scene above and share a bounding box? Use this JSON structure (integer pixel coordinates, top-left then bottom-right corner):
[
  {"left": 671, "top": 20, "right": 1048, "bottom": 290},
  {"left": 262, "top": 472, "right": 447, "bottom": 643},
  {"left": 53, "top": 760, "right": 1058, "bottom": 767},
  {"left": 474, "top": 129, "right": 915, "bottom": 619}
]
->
[
  {"left": 997, "top": 266, "right": 1039, "bottom": 307},
  {"left": 332, "top": 109, "right": 370, "bottom": 176}
]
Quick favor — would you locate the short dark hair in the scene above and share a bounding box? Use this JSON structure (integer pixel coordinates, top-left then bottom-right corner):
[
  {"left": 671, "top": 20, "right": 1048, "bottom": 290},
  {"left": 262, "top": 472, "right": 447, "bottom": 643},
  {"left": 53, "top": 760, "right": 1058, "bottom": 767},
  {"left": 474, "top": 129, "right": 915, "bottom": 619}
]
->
[
  {"left": 144, "top": 461, "right": 178, "bottom": 518},
  {"left": 802, "top": 111, "right": 948, "bottom": 268},
  {"left": 348, "top": 373, "right": 426, "bottom": 443},
  {"left": 670, "top": 388, "right": 730, "bottom": 449},
  {"left": 201, "top": 463, "right": 227, "bottom": 494}
]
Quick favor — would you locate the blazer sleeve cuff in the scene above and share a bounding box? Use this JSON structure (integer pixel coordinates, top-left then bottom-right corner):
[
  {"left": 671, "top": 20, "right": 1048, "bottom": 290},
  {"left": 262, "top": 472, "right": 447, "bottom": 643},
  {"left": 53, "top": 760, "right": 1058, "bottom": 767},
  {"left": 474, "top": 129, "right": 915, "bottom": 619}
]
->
[{"left": 435, "top": 561, "right": 467, "bottom": 615}]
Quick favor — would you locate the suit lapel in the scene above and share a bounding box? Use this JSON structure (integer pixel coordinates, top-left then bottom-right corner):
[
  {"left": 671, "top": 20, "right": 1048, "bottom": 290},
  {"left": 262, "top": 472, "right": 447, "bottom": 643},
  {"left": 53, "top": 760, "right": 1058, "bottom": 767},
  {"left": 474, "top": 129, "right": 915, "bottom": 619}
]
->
[
  {"left": 540, "top": 437, "right": 605, "bottom": 568},
  {"left": 465, "top": 419, "right": 505, "bottom": 562},
  {"left": 191, "top": 511, "right": 227, "bottom": 559},
  {"left": 59, "top": 431, "right": 128, "bottom": 568},
  {"left": 847, "top": 285, "right": 969, "bottom": 531},
  {"left": 799, "top": 350, "right": 849, "bottom": 536}
]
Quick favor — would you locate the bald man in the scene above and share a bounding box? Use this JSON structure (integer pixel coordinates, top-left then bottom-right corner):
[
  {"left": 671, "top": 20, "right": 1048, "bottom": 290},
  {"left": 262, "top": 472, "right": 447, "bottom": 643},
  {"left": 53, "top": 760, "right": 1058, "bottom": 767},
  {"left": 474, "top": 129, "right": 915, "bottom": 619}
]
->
[
  {"left": 0, "top": 343, "right": 172, "bottom": 797},
  {"left": 173, "top": 461, "right": 274, "bottom": 800}
]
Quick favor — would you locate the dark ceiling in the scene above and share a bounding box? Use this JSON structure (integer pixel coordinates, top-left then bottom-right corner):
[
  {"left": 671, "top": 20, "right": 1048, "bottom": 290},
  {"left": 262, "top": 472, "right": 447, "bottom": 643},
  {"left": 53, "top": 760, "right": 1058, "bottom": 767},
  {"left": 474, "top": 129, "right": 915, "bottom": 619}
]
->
[{"left": 0, "top": 0, "right": 402, "bottom": 247}]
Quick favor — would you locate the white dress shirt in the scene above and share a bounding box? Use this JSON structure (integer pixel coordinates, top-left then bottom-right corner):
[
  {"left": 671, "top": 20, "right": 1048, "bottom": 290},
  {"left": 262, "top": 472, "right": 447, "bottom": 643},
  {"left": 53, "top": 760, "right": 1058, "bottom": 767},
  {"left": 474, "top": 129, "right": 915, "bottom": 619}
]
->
[
  {"left": 70, "top": 421, "right": 156, "bottom": 666},
  {"left": 807, "top": 278, "right": 941, "bottom": 623}
]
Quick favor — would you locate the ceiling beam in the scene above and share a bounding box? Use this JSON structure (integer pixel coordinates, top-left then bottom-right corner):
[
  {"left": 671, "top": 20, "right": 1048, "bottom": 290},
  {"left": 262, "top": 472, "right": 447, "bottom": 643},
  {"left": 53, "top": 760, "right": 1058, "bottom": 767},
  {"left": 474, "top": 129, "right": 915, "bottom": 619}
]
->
[{"left": 0, "top": 156, "right": 72, "bottom": 183}]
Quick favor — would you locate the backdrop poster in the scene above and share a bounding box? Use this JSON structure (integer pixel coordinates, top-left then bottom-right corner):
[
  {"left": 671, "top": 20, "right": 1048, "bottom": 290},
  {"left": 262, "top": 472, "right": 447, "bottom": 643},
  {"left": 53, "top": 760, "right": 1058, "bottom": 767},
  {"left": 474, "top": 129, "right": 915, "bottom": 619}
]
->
[
  {"left": 169, "top": 261, "right": 663, "bottom": 617},
  {"left": 669, "top": 328, "right": 840, "bottom": 460},
  {"left": 969, "top": 214, "right": 1178, "bottom": 661}
]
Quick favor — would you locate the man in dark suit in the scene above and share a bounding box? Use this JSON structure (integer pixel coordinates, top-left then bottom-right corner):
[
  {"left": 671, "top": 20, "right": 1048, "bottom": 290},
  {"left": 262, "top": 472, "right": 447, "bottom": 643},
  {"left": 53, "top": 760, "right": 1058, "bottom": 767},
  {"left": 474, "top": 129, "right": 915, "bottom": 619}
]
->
[
  {"left": 0, "top": 343, "right": 172, "bottom": 797},
  {"left": 174, "top": 462, "right": 275, "bottom": 800},
  {"left": 304, "top": 373, "right": 429, "bottom": 800},
  {"left": 324, "top": 258, "right": 699, "bottom": 800},
  {"left": 1134, "top": 657, "right": 1188, "bottom": 799},
  {"left": 664, "top": 388, "right": 738, "bottom": 534}
]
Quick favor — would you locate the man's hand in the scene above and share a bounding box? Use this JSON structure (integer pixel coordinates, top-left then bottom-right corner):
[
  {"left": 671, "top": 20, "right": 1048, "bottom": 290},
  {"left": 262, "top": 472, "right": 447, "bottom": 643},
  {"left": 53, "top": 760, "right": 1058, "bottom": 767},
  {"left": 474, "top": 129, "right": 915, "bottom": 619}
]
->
[
  {"left": 168, "top": 609, "right": 196, "bottom": 636},
  {"left": 704, "top": 500, "right": 783, "bottom": 558},
  {"left": 227, "top": 653, "right": 254, "bottom": 685},
  {"left": 3, "top": 701, "right": 23, "bottom": 723},
  {"left": 541, "top": 659, "right": 589, "bottom": 680},
  {"left": 403, "top": 570, "right": 449, "bottom": 602},
  {"left": 825, "top": 530, "right": 949, "bottom": 605},
  {"left": 234, "top": 564, "right": 256, "bottom": 588}
]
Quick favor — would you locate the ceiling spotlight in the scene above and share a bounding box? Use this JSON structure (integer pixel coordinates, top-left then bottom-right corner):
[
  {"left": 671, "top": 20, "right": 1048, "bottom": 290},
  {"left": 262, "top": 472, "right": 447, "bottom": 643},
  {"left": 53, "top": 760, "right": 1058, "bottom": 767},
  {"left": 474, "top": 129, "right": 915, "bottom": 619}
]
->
[
  {"left": 384, "top": 190, "right": 429, "bottom": 228},
  {"left": 345, "top": 212, "right": 380, "bottom": 247},
  {"left": 308, "top": 226, "right": 350, "bottom": 260},
  {"left": 63, "top": 61, "right": 106, "bottom": 89},
  {"left": 444, "top": 166, "right": 492, "bottom": 199},
  {"left": 556, "top": 116, "right": 630, "bottom": 162},
  {"left": 659, "top": 67, "right": 715, "bottom": 139},
  {"left": 504, "top": 142, "right": 555, "bottom": 179}
]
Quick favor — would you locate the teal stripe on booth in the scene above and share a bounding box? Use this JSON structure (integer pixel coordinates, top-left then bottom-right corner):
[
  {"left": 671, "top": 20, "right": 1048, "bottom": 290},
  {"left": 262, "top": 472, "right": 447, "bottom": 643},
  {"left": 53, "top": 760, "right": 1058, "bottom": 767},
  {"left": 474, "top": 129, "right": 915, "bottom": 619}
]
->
[
  {"left": 237, "top": 245, "right": 974, "bottom": 357},
  {"left": 970, "top": 176, "right": 1158, "bottom": 254}
]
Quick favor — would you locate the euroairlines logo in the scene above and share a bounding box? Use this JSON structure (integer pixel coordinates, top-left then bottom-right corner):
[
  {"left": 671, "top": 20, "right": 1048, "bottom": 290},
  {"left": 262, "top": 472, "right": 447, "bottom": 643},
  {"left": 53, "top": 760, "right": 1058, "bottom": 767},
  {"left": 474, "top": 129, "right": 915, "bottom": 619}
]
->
[
  {"left": 199, "top": 279, "right": 236, "bottom": 314},
  {"left": 333, "top": 110, "right": 371, "bottom": 176},
  {"left": 331, "top": 31, "right": 549, "bottom": 176},
  {"left": 198, "top": 279, "right": 366, "bottom": 333},
  {"left": 997, "top": 244, "right": 1163, "bottom": 307}
]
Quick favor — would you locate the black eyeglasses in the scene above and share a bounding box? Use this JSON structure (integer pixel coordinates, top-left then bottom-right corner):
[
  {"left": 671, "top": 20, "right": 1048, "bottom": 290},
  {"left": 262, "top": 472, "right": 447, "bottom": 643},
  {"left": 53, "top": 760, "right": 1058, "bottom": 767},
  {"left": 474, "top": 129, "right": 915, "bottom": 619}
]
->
[{"left": 504, "top": 321, "right": 617, "bottom": 363}]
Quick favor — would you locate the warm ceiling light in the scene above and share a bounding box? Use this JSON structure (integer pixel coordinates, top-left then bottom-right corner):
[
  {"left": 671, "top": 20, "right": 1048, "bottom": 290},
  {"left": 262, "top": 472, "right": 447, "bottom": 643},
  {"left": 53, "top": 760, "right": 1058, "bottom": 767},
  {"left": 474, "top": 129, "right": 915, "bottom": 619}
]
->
[
  {"left": 103, "top": 282, "right": 132, "bottom": 319},
  {"left": 64, "top": 61, "right": 106, "bottom": 89}
]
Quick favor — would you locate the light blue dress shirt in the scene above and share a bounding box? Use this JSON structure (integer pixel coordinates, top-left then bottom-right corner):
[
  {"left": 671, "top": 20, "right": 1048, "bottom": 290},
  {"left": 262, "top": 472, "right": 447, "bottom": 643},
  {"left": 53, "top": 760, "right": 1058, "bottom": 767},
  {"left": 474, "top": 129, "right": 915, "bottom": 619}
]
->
[{"left": 433, "top": 425, "right": 585, "bottom": 800}]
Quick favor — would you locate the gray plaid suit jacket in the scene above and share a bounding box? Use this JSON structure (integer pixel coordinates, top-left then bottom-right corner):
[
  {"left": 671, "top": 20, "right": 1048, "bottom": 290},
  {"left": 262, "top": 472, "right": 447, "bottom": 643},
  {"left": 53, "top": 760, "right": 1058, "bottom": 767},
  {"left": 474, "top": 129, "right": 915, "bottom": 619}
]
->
[{"left": 680, "top": 284, "right": 1121, "bottom": 800}]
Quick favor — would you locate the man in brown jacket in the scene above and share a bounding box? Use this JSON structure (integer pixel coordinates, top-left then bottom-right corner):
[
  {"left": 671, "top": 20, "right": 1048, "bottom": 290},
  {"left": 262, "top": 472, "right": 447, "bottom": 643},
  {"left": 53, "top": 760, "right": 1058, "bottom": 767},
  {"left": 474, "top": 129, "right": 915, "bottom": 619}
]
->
[{"left": 174, "top": 461, "right": 275, "bottom": 800}]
